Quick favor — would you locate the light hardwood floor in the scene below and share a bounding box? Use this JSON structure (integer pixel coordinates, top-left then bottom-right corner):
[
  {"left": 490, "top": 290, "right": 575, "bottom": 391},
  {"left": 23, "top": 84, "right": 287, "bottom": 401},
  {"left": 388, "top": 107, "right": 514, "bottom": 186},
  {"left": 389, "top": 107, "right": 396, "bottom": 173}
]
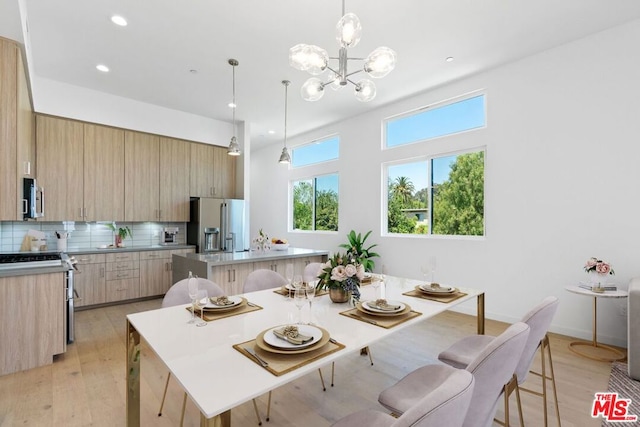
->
[{"left": 0, "top": 299, "right": 617, "bottom": 426}]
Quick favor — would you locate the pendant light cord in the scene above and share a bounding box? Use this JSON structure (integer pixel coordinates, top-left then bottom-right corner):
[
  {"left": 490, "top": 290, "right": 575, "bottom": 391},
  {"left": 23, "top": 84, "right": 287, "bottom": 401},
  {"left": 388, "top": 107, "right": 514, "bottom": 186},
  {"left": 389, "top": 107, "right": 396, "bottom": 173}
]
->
[{"left": 283, "top": 82, "right": 288, "bottom": 149}]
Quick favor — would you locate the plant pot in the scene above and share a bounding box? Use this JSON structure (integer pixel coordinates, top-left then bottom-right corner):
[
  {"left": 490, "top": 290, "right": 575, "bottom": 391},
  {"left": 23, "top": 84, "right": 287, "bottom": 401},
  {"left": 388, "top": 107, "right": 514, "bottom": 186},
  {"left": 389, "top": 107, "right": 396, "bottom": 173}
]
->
[
  {"left": 115, "top": 235, "right": 123, "bottom": 247},
  {"left": 329, "top": 288, "right": 350, "bottom": 303}
]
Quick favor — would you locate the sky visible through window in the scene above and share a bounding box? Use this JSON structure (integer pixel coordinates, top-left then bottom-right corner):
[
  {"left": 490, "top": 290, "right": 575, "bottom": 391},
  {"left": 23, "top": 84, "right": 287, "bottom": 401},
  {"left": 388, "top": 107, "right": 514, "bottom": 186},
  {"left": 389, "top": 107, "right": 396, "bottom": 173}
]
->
[{"left": 292, "top": 136, "right": 339, "bottom": 168}]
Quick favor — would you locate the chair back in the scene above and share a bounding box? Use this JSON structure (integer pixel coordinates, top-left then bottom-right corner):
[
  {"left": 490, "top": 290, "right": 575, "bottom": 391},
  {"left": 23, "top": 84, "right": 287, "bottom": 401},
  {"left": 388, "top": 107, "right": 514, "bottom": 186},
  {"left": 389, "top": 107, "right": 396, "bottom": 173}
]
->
[
  {"left": 393, "top": 368, "right": 475, "bottom": 427},
  {"left": 243, "top": 269, "right": 287, "bottom": 293},
  {"left": 515, "top": 296, "right": 559, "bottom": 383},
  {"left": 303, "top": 262, "right": 324, "bottom": 283},
  {"left": 463, "top": 322, "right": 530, "bottom": 427},
  {"left": 162, "top": 277, "right": 224, "bottom": 308}
]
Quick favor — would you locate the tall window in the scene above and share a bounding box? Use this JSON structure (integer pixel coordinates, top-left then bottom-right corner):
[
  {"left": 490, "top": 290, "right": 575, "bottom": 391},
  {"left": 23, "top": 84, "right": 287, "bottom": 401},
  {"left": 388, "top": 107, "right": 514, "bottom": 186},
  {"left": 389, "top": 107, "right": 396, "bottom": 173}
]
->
[
  {"left": 385, "top": 94, "right": 485, "bottom": 148},
  {"left": 386, "top": 150, "right": 485, "bottom": 236},
  {"left": 292, "top": 174, "right": 339, "bottom": 231}
]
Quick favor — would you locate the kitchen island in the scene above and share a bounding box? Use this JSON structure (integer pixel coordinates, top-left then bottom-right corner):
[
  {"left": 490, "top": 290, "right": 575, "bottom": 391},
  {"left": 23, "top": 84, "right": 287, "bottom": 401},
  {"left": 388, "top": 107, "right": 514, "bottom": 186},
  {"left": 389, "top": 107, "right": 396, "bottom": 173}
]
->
[{"left": 172, "top": 247, "right": 329, "bottom": 295}]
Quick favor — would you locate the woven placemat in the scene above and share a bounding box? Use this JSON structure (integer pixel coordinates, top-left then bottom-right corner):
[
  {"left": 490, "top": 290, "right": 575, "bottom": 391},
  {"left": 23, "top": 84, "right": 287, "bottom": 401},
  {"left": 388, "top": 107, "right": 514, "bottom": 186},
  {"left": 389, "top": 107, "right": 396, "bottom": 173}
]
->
[
  {"left": 233, "top": 338, "right": 344, "bottom": 376},
  {"left": 403, "top": 287, "right": 468, "bottom": 304},
  {"left": 273, "top": 287, "right": 329, "bottom": 297},
  {"left": 186, "top": 299, "right": 262, "bottom": 322},
  {"left": 339, "top": 307, "right": 422, "bottom": 329}
]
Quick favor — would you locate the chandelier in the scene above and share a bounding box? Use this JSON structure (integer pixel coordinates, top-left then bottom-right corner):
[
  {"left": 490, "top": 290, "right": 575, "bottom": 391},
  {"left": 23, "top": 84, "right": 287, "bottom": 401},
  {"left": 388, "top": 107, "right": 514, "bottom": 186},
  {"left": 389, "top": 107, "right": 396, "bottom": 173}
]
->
[
  {"left": 289, "top": 0, "right": 397, "bottom": 102},
  {"left": 227, "top": 58, "right": 241, "bottom": 156},
  {"left": 278, "top": 80, "right": 292, "bottom": 164}
]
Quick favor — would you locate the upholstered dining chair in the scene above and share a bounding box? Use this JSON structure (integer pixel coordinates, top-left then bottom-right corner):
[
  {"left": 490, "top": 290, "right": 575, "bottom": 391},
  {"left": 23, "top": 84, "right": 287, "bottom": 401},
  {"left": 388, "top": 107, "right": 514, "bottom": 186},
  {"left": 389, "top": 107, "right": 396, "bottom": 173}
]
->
[
  {"left": 303, "top": 262, "right": 324, "bottom": 283},
  {"left": 332, "top": 365, "right": 475, "bottom": 427},
  {"left": 438, "top": 296, "right": 560, "bottom": 426},
  {"left": 379, "top": 322, "right": 530, "bottom": 427},
  {"left": 158, "top": 277, "right": 225, "bottom": 426}
]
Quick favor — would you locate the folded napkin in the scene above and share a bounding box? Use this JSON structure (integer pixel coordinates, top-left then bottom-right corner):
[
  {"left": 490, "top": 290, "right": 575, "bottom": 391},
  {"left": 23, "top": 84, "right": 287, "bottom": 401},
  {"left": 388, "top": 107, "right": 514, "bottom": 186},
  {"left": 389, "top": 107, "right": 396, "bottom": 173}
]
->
[
  {"left": 368, "top": 299, "right": 401, "bottom": 311},
  {"left": 273, "top": 325, "right": 313, "bottom": 345},
  {"left": 210, "top": 296, "right": 234, "bottom": 306}
]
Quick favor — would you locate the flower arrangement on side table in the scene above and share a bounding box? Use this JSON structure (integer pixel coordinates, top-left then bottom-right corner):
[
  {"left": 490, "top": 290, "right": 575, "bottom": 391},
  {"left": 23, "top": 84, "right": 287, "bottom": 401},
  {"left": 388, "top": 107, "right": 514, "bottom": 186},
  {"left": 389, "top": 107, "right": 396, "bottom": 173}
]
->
[
  {"left": 584, "top": 257, "right": 615, "bottom": 291},
  {"left": 316, "top": 252, "right": 365, "bottom": 304},
  {"left": 252, "top": 229, "right": 271, "bottom": 252}
]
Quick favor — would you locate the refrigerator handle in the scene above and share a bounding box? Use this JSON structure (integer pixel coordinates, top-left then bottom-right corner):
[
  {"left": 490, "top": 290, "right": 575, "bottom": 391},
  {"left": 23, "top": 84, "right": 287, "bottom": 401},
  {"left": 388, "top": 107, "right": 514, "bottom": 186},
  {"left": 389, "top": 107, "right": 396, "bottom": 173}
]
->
[{"left": 220, "top": 202, "right": 227, "bottom": 251}]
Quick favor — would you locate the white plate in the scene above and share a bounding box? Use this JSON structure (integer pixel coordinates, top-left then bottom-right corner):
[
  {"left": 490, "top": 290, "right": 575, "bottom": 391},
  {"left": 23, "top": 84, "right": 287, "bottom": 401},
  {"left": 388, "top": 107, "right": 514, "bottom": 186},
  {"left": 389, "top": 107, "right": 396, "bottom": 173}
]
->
[
  {"left": 263, "top": 325, "right": 322, "bottom": 350},
  {"left": 363, "top": 300, "right": 406, "bottom": 314},
  {"left": 418, "top": 284, "right": 456, "bottom": 294},
  {"left": 205, "top": 295, "right": 242, "bottom": 309}
]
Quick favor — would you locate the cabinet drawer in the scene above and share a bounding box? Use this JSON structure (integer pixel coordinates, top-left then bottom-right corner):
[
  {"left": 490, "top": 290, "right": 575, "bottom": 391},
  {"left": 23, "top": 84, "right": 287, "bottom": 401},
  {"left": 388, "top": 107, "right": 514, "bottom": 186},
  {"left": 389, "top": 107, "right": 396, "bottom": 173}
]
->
[
  {"left": 74, "top": 253, "right": 106, "bottom": 264},
  {"left": 106, "top": 252, "right": 139, "bottom": 263},
  {"left": 105, "top": 278, "right": 140, "bottom": 302},
  {"left": 106, "top": 269, "right": 140, "bottom": 281},
  {"left": 139, "top": 250, "right": 171, "bottom": 261},
  {"left": 106, "top": 260, "right": 139, "bottom": 271}
]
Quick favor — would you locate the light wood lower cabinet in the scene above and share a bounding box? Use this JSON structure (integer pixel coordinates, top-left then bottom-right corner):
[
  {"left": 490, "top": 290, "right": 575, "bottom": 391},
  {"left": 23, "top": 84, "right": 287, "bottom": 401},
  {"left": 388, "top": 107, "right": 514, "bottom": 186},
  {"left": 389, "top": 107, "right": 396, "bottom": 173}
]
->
[
  {"left": 140, "top": 250, "right": 171, "bottom": 297},
  {"left": 74, "top": 253, "right": 106, "bottom": 308},
  {"left": 105, "top": 252, "right": 139, "bottom": 302},
  {"left": 0, "top": 272, "right": 65, "bottom": 376},
  {"left": 210, "top": 262, "right": 254, "bottom": 296}
]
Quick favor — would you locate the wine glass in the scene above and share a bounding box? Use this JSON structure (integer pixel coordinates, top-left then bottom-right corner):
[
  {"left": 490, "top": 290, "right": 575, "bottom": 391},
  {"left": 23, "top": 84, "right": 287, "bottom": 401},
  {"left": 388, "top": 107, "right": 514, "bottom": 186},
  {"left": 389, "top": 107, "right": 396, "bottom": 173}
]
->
[
  {"left": 306, "top": 281, "right": 317, "bottom": 324},
  {"left": 195, "top": 289, "right": 208, "bottom": 327},
  {"left": 285, "top": 263, "right": 294, "bottom": 297},
  {"left": 294, "top": 288, "right": 306, "bottom": 324},
  {"left": 293, "top": 274, "right": 303, "bottom": 291},
  {"left": 421, "top": 256, "right": 437, "bottom": 283},
  {"left": 187, "top": 275, "right": 198, "bottom": 324}
]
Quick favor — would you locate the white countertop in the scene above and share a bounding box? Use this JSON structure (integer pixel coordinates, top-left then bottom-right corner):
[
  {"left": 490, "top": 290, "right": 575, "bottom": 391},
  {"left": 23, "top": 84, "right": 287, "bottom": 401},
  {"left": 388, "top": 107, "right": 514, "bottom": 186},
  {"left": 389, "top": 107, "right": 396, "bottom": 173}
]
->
[{"left": 178, "top": 247, "right": 329, "bottom": 266}]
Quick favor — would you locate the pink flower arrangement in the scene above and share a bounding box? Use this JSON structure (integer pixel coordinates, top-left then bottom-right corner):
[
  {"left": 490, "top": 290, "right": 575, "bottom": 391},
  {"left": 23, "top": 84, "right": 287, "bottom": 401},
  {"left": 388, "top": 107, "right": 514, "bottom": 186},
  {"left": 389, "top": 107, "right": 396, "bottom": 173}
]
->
[{"left": 584, "top": 257, "right": 615, "bottom": 275}]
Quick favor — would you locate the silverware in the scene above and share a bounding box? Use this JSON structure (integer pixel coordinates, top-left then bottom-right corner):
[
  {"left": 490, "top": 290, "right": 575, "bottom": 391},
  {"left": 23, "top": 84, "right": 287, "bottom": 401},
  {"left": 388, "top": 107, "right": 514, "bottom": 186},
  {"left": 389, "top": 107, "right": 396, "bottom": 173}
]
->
[
  {"left": 329, "top": 338, "right": 337, "bottom": 344},
  {"left": 349, "top": 312, "right": 378, "bottom": 325},
  {"left": 247, "top": 302, "right": 258, "bottom": 307},
  {"left": 245, "top": 347, "right": 268, "bottom": 367}
]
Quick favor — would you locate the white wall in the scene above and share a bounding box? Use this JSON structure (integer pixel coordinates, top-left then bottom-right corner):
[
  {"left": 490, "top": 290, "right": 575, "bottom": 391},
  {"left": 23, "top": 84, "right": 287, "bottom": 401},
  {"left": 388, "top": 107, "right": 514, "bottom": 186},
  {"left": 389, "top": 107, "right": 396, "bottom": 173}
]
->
[{"left": 251, "top": 19, "right": 640, "bottom": 347}]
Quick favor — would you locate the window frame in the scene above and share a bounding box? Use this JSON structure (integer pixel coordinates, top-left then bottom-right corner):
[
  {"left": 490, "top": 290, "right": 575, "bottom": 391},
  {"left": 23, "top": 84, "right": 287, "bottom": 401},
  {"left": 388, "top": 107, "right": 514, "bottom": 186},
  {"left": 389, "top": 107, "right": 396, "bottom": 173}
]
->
[
  {"left": 382, "top": 147, "right": 486, "bottom": 239},
  {"left": 290, "top": 172, "right": 340, "bottom": 233}
]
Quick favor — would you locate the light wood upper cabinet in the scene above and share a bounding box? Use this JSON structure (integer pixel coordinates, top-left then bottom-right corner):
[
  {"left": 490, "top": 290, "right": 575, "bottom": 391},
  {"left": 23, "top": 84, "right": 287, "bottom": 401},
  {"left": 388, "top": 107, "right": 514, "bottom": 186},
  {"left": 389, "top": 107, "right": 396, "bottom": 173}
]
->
[
  {"left": 214, "top": 145, "right": 237, "bottom": 198},
  {"left": 159, "top": 137, "right": 190, "bottom": 221},
  {"left": 0, "top": 38, "right": 35, "bottom": 220},
  {"left": 84, "top": 124, "right": 125, "bottom": 221},
  {"left": 190, "top": 142, "right": 216, "bottom": 197},
  {"left": 36, "top": 115, "right": 84, "bottom": 221},
  {"left": 125, "top": 131, "right": 159, "bottom": 221}
]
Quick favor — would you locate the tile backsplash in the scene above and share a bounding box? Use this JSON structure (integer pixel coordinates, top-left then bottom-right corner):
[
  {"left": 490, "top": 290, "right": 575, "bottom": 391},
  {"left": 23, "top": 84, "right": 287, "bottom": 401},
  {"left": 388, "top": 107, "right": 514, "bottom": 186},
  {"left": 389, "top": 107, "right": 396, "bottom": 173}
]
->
[{"left": 0, "top": 221, "right": 187, "bottom": 252}]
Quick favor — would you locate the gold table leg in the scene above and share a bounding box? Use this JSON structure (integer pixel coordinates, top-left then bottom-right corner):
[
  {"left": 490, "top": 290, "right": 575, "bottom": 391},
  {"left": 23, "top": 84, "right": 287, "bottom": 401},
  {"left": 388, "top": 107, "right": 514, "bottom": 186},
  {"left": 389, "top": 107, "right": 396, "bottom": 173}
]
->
[
  {"left": 201, "top": 410, "right": 231, "bottom": 426},
  {"left": 568, "top": 296, "right": 626, "bottom": 362},
  {"left": 477, "top": 292, "right": 485, "bottom": 335},
  {"left": 126, "top": 319, "right": 141, "bottom": 427}
]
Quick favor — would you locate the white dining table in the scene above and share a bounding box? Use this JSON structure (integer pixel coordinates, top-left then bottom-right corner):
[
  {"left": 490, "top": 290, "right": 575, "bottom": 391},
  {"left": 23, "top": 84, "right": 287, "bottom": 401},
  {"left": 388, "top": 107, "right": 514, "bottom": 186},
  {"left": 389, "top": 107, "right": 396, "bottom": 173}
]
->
[{"left": 125, "top": 276, "right": 485, "bottom": 426}]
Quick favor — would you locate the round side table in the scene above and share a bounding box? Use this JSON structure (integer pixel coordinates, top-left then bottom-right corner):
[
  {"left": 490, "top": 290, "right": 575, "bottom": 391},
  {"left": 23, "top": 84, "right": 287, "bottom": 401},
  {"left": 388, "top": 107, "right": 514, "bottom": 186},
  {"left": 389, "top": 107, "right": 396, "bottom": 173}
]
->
[{"left": 565, "top": 284, "right": 627, "bottom": 362}]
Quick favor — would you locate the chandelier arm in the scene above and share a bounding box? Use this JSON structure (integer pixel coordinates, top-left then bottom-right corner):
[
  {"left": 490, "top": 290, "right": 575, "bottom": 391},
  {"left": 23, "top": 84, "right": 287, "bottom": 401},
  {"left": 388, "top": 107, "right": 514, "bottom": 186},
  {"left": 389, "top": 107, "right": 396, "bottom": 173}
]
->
[
  {"left": 345, "top": 69, "right": 364, "bottom": 79},
  {"left": 345, "top": 57, "right": 366, "bottom": 61}
]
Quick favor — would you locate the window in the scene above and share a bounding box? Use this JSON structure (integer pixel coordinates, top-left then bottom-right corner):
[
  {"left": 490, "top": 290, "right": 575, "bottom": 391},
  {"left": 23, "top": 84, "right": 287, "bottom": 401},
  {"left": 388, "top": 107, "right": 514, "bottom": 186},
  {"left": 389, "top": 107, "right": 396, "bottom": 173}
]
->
[
  {"left": 385, "top": 94, "right": 485, "bottom": 148},
  {"left": 385, "top": 150, "right": 484, "bottom": 236},
  {"left": 292, "top": 136, "right": 339, "bottom": 167},
  {"left": 292, "top": 174, "right": 339, "bottom": 231}
]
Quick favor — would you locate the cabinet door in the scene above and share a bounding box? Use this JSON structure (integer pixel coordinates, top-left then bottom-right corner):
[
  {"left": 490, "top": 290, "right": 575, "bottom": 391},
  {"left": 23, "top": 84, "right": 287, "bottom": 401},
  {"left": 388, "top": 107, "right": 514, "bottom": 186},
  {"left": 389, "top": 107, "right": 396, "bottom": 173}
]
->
[
  {"left": 159, "top": 137, "right": 190, "bottom": 221},
  {"left": 36, "top": 115, "right": 84, "bottom": 221},
  {"left": 74, "top": 262, "right": 106, "bottom": 307},
  {"left": 214, "top": 146, "right": 237, "bottom": 198},
  {"left": 211, "top": 263, "right": 253, "bottom": 296},
  {"left": 140, "top": 258, "right": 168, "bottom": 297},
  {"left": 0, "top": 40, "right": 18, "bottom": 221},
  {"left": 189, "top": 143, "right": 215, "bottom": 197},
  {"left": 15, "top": 45, "right": 35, "bottom": 220},
  {"left": 84, "top": 124, "right": 125, "bottom": 221},
  {"left": 125, "top": 131, "right": 159, "bottom": 221}
]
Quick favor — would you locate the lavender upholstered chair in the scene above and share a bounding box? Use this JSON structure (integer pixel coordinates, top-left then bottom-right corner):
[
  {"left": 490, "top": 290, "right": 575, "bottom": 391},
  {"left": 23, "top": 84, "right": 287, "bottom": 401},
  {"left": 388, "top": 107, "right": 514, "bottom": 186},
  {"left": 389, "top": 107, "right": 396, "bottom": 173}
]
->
[
  {"left": 438, "top": 297, "right": 560, "bottom": 426},
  {"left": 303, "top": 262, "right": 324, "bottom": 283},
  {"left": 379, "top": 322, "right": 530, "bottom": 427},
  {"left": 332, "top": 365, "right": 474, "bottom": 427},
  {"left": 243, "top": 268, "right": 287, "bottom": 293},
  {"left": 158, "top": 277, "right": 225, "bottom": 425}
]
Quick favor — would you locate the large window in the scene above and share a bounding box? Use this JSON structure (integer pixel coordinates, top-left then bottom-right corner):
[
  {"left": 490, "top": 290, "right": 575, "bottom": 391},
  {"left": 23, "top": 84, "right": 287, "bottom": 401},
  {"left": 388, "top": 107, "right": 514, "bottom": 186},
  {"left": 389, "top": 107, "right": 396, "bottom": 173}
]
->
[
  {"left": 292, "top": 136, "right": 339, "bottom": 168},
  {"left": 385, "top": 94, "right": 485, "bottom": 148},
  {"left": 292, "top": 174, "right": 339, "bottom": 231},
  {"left": 386, "top": 150, "right": 485, "bottom": 236}
]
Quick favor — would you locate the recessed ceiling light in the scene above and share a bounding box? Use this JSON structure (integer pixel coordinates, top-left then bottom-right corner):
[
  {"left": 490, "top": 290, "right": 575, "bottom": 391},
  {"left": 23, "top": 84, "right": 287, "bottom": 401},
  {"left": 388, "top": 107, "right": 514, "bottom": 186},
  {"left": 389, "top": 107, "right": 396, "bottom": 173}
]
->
[
  {"left": 189, "top": 69, "right": 198, "bottom": 74},
  {"left": 228, "top": 102, "right": 236, "bottom": 108},
  {"left": 111, "top": 15, "right": 127, "bottom": 26},
  {"left": 446, "top": 56, "right": 454, "bottom": 63},
  {"left": 268, "top": 130, "right": 276, "bottom": 135},
  {"left": 96, "top": 64, "right": 109, "bottom": 72}
]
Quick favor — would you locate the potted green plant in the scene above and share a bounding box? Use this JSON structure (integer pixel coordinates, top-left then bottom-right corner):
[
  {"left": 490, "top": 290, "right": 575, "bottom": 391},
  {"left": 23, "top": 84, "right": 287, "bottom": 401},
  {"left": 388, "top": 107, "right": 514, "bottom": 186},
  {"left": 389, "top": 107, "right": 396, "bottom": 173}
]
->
[
  {"left": 339, "top": 230, "right": 380, "bottom": 272},
  {"left": 316, "top": 252, "right": 364, "bottom": 303},
  {"left": 107, "top": 223, "right": 133, "bottom": 247}
]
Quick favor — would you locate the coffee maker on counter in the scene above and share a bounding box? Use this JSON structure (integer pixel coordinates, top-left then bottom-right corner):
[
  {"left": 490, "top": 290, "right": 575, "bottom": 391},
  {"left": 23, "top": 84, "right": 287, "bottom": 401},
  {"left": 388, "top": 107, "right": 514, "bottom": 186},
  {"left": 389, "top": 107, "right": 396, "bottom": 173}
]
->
[{"left": 160, "top": 227, "right": 179, "bottom": 245}]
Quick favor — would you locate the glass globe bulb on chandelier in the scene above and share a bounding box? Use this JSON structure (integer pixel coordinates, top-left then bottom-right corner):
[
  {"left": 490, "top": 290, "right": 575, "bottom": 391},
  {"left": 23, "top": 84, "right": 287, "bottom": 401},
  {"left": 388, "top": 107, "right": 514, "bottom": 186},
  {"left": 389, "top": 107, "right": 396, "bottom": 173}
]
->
[{"left": 289, "top": 0, "right": 396, "bottom": 102}]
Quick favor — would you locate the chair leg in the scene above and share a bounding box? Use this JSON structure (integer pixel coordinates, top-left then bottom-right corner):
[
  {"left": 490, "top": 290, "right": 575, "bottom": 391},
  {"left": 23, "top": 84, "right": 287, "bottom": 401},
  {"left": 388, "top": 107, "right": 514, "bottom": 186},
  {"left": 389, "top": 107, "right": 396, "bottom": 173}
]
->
[
  {"left": 180, "top": 392, "right": 187, "bottom": 427},
  {"left": 158, "top": 371, "right": 171, "bottom": 416},
  {"left": 496, "top": 374, "right": 520, "bottom": 427},
  {"left": 544, "top": 335, "right": 562, "bottom": 427},
  {"left": 331, "top": 362, "right": 335, "bottom": 387},
  {"left": 266, "top": 390, "right": 272, "bottom": 422},
  {"left": 515, "top": 379, "right": 525, "bottom": 427},
  {"left": 367, "top": 346, "right": 374, "bottom": 366},
  {"left": 318, "top": 368, "right": 326, "bottom": 391},
  {"left": 251, "top": 399, "right": 263, "bottom": 425}
]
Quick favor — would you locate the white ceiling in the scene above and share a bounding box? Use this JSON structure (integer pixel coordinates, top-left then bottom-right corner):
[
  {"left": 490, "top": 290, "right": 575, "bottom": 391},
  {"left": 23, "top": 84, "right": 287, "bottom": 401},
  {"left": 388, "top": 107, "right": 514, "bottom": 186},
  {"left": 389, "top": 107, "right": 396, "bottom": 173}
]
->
[{"left": 16, "top": 1, "right": 640, "bottom": 148}]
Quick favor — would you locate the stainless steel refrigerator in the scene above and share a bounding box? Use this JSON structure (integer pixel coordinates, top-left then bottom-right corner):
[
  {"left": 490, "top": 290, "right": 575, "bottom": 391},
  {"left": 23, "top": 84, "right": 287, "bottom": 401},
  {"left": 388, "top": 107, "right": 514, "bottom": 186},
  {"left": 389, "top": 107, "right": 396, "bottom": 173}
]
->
[{"left": 187, "top": 198, "right": 246, "bottom": 253}]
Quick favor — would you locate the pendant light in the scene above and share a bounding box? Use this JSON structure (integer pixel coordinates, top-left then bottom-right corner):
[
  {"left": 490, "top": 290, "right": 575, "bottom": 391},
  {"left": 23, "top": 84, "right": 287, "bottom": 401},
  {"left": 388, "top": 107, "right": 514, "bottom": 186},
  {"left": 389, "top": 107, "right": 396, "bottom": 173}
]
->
[
  {"left": 278, "top": 80, "right": 292, "bottom": 164},
  {"left": 227, "top": 59, "right": 241, "bottom": 156}
]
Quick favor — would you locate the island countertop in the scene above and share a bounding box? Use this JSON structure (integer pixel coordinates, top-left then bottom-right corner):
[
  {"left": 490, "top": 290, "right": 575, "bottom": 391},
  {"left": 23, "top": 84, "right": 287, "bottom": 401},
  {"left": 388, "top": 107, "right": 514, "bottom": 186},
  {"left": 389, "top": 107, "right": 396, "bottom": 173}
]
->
[{"left": 176, "top": 247, "right": 329, "bottom": 266}]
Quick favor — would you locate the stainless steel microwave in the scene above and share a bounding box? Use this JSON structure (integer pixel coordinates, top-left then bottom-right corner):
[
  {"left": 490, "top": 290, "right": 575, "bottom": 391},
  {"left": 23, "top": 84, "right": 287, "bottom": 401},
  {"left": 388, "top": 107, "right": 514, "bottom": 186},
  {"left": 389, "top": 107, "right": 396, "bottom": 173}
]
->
[{"left": 23, "top": 177, "right": 44, "bottom": 219}]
